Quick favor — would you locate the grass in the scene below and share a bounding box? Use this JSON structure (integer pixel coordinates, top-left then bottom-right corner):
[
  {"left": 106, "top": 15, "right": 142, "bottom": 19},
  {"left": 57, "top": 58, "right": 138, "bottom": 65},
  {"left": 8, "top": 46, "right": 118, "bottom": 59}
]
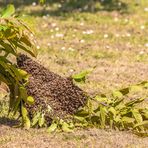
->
[{"left": 0, "top": 0, "right": 148, "bottom": 147}]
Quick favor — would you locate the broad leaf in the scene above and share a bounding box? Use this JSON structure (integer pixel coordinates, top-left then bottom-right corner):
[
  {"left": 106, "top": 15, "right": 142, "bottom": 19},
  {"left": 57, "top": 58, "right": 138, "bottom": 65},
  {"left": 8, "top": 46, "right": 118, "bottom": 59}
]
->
[
  {"left": 21, "top": 104, "right": 28, "bottom": 118},
  {"left": 132, "top": 109, "right": 143, "bottom": 123},
  {"left": 62, "top": 122, "right": 73, "bottom": 132},
  {"left": 24, "top": 116, "right": 31, "bottom": 130},
  {"left": 72, "top": 69, "right": 92, "bottom": 82},
  {"left": 1, "top": 4, "right": 15, "bottom": 18},
  {"left": 32, "top": 112, "right": 41, "bottom": 126},
  {"left": 39, "top": 114, "right": 45, "bottom": 127},
  {"left": 47, "top": 123, "right": 57, "bottom": 133},
  {"left": 27, "top": 96, "right": 34, "bottom": 105},
  {"left": 100, "top": 106, "right": 106, "bottom": 128},
  {"left": 112, "top": 90, "right": 123, "bottom": 99},
  {"left": 134, "top": 121, "right": 148, "bottom": 128},
  {"left": 122, "top": 117, "right": 135, "bottom": 123}
]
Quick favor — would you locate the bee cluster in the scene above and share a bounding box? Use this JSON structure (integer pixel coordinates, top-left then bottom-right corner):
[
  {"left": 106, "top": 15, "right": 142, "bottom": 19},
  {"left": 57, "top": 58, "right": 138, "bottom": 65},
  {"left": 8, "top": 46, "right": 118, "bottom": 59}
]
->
[{"left": 17, "top": 54, "right": 87, "bottom": 123}]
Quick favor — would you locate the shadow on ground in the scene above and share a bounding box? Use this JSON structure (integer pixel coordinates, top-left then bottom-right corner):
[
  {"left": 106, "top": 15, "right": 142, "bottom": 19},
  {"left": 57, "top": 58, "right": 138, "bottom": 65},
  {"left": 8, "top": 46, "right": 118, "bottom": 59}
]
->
[
  {"left": 0, "top": 0, "right": 129, "bottom": 17},
  {"left": 0, "top": 116, "right": 19, "bottom": 127}
]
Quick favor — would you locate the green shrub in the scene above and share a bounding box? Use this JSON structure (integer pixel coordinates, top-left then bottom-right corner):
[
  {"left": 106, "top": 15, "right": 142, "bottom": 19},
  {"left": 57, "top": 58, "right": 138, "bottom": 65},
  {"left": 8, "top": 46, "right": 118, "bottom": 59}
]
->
[
  {"left": 48, "top": 79, "right": 148, "bottom": 135},
  {"left": 0, "top": 4, "right": 36, "bottom": 129}
]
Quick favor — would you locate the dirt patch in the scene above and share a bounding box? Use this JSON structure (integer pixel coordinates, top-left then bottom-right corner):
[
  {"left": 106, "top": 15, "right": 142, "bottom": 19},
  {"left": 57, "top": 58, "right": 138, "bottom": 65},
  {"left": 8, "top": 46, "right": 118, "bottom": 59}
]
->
[
  {"left": 17, "top": 54, "right": 87, "bottom": 122},
  {"left": 0, "top": 126, "right": 148, "bottom": 148}
]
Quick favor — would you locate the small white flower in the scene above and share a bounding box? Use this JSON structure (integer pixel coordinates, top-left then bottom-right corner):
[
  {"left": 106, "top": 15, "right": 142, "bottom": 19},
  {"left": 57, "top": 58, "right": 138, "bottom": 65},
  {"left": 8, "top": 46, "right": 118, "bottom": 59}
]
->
[
  {"left": 51, "top": 35, "right": 54, "bottom": 39},
  {"left": 80, "top": 39, "right": 85, "bottom": 43},
  {"left": 106, "top": 45, "right": 110, "bottom": 49},
  {"left": 36, "top": 45, "right": 40, "bottom": 49},
  {"left": 55, "top": 27, "right": 59, "bottom": 31},
  {"left": 139, "top": 51, "right": 144, "bottom": 55},
  {"left": 145, "top": 43, "right": 148, "bottom": 47},
  {"left": 68, "top": 47, "right": 75, "bottom": 51},
  {"left": 58, "top": 4, "right": 62, "bottom": 8},
  {"left": 115, "top": 34, "right": 120, "bottom": 37},
  {"left": 69, "top": 69, "right": 74, "bottom": 72},
  {"left": 118, "top": 2, "right": 121, "bottom": 6},
  {"left": 104, "top": 34, "right": 109, "bottom": 38},
  {"left": 61, "top": 47, "right": 66, "bottom": 50},
  {"left": 83, "top": 30, "right": 94, "bottom": 35},
  {"left": 42, "top": 16, "right": 47, "bottom": 19},
  {"left": 144, "top": 7, "right": 148, "bottom": 12},
  {"left": 30, "top": 34, "right": 34, "bottom": 37},
  {"left": 55, "top": 33, "right": 64, "bottom": 38},
  {"left": 51, "top": 23, "right": 57, "bottom": 27},
  {"left": 32, "top": 2, "right": 36, "bottom": 6},
  {"left": 80, "top": 22, "right": 84, "bottom": 26},
  {"left": 114, "top": 17, "right": 119, "bottom": 22},
  {"left": 47, "top": 43, "right": 51, "bottom": 46},
  {"left": 78, "top": 8, "right": 82, "bottom": 12},
  {"left": 50, "top": 29, "right": 54, "bottom": 32},
  {"left": 140, "top": 25, "right": 145, "bottom": 30},
  {"left": 124, "top": 19, "right": 128, "bottom": 23},
  {"left": 43, "top": 24, "right": 48, "bottom": 28},
  {"left": 83, "top": 5, "right": 88, "bottom": 10},
  {"left": 126, "top": 33, "right": 131, "bottom": 37}
]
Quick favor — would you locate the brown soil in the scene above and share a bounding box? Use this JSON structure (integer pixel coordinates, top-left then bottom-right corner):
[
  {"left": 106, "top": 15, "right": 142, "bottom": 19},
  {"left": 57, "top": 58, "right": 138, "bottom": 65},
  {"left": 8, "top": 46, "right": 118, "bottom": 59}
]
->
[{"left": 17, "top": 54, "right": 87, "bottom": 122}]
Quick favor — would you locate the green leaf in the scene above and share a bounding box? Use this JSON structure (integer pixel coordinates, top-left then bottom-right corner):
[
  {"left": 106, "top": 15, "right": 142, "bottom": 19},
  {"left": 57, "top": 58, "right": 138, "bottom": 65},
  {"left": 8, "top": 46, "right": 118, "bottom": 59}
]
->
[
  {"left": 114, "top": 98, "right": 124, "bottom": 107},
  {"left": 122, "top": 117, "right": 135, "bottom": 123},
  {"left": 40, "top": 0, "right": 46, "bottom": 4},
  {"left": 32, "top": 112, "right": 41, "bottom": 126},
  {"left": 114, "top": 115, "right": 121, "bottom": 123},
  {"left": 137, "top": 81, "right": 148, "bottom": 88},
  {"left": 19, "top": 86, "right": 28, "bottom": 102},
  {"left": 47, "top": 123, "right": 57, "bottom": 133},
  {"left": 72, "top": 69, "right": 92, "bottom": 82},
  {"left": 141, "top": 109, "right": 148, "bottom": 119},
  {"left": 119, "top": 87, "right": 129, "bottom": 95},
  {"left": 27, "top": 96, "right": 34, "bottom": 105},
  {"left": 62, "top": 122, "right": 73, "bottom": 132},
  {"left": 112, "top": 90, "right": 123, "bottom": 99},
  {"left": 0, "top": 40, "right": 17, "bottom": 56},
  {"left": 100, "top": 106, "right": 107, "bottom": 128},
  {"left": 115, "top": 103, "right": 126, "bottom": 111},
  {"left": 130, "top": 85, "right": 143, "bottom": 92},
  {"left": 0, "top": 25, "right": 8, "bottom": 31},
  {"left": 75, "top": 109, "right": 89, "bottom": 117},
  {"left": 21, "top": 104, "right": 28, "bottom": 118},
  {"left": 108, "top": 107, "right": 117, "bottom": 117},
  {"left": 23, "top": 116, "right": 31, "bottom": 130},
  {"left": 1, "top": 4, "right": 15, "bottom": 18},
  {"left": 95, "top": 96, "right": 109, "bottom": 104},
  {"left": 0, "top": 60, "right": 16, "bottom": 79},
  {"left": 39, "top": 114, "right": 45, "bottom": 127},
  {"left": 18, "top": 69, "right": 28, "bottom": 77},
  {"left": 12, "top": 41, "right": 36, "bottom": 57},
  {"left": 132, "top": 109, "right": 143, "bottom": 123},
  {"left": 134, "top": 121, "right": 148, "bottom": 128},
  {"left": 125, "top": 98, "right": 145, "bottom": 107},
  {"left": 74, "top": 116, "right": 87, "bottom": 122},
  {"left": 90, "top": 116, "right": 100, "bottom": 124}
]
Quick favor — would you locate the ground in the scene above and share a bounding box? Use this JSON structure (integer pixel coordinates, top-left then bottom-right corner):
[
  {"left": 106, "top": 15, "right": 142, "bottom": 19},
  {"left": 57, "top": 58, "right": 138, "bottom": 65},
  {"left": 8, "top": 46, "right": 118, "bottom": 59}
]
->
[{"left": 0, "top": 0, "right": 148, "bottom": 147}]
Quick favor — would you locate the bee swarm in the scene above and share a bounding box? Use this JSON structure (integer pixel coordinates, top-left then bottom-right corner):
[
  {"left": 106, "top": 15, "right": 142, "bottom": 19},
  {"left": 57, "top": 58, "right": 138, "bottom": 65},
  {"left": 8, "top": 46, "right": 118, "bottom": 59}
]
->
[{"left": 17, "top": 54, "right": 87, "bottom": 123}]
